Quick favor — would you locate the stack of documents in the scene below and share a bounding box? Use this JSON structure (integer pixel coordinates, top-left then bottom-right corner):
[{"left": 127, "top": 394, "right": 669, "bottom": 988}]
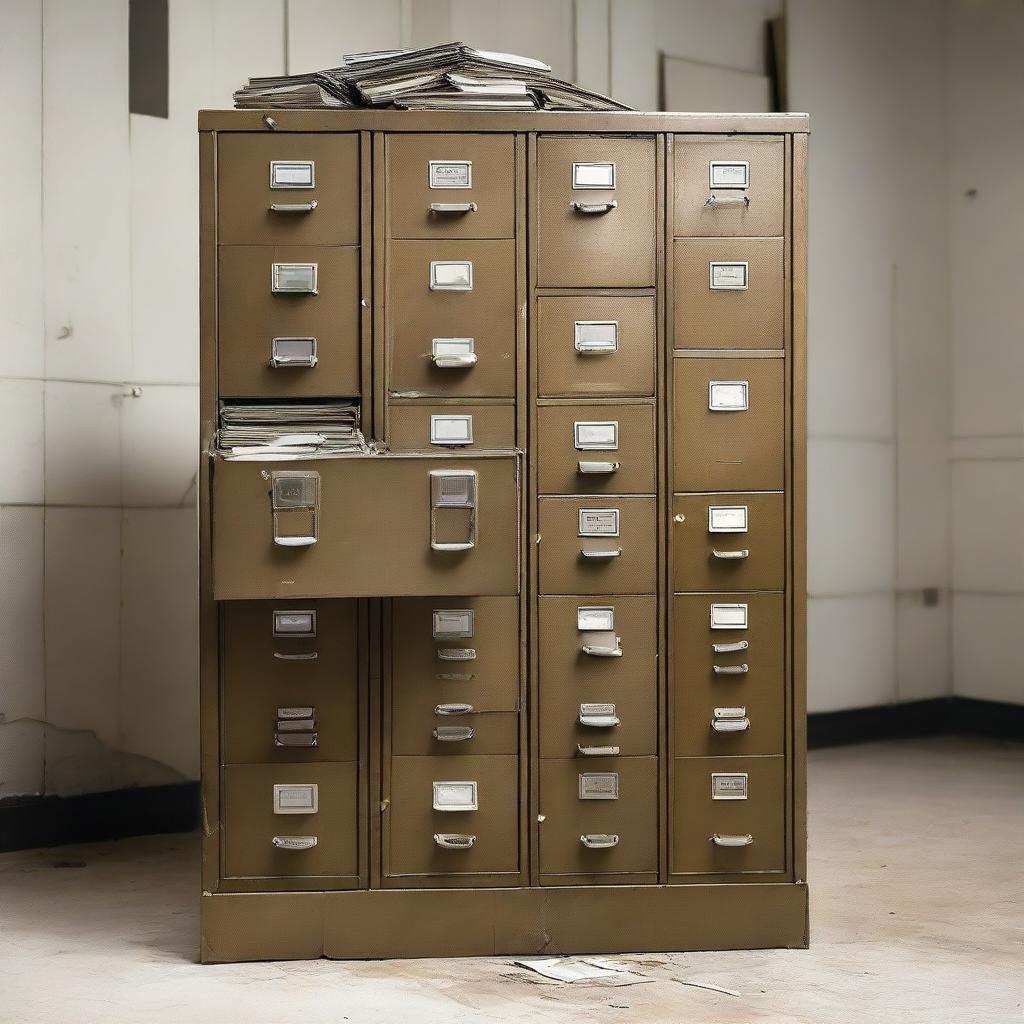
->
[
  {"left": 234, "top": 42, "right": 630, "bottom": 112},
  {"left": 216, "top": 402, "right": 367, "bottom": 460}
]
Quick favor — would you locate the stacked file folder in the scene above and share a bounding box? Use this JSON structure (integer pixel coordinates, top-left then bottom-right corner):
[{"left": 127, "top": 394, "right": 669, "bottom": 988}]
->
[
  {"left": 216, "top": 402, "right": 367, "bottom": 460},
  {"left": 234, "top": 42, "right": 630, "bottom": 112}
]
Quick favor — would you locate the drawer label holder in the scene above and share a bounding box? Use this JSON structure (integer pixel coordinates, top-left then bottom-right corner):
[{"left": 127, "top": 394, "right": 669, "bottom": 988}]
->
[
  {"left": 578, "top": 771, "right": 620, "bottom": 800},
  {"left": 711, "top": 773, "right": 749, "bottom": 801}
]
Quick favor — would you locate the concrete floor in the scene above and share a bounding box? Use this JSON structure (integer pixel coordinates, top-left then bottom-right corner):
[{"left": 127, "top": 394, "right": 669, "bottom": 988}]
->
[{"left": 0, "top": 737, "right": 1021, "bottom": 1024}]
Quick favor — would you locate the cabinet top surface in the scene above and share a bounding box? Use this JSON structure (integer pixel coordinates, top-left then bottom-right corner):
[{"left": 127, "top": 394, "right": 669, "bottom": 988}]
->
[{"left": 199, "top": 109, "right": 810, "bottom": 134}]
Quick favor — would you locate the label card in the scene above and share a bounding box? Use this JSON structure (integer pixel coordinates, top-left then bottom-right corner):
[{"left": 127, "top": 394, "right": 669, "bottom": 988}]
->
[
  {"left": 430, "top": 414, "right": 474, "bottom": 446},
  {"left": 574, "top": 421, "right": 619, "bottom": 450},
  {"left": 577, "top": 606, "right": 615, "bottom": 632},
  {"left": 708, "top": 505, "right": 749, "bottom": 533},
  {"left": 578, "top": 772, "right": 620, "bottom": 800},
  {"left": 572, "top": 161, "right": 616, "bottom": 189},
  {"left": 273, "top": 783, "right": 318, "bottom": 814},
  {"left": 711, "top": 773, "right": 748, "bottom": 800},
  {"left": 270, "top": 160, "right": 315, "bottom": 188},
  {"left": 429, "top": 261, "right": 473, "bottom": 290},
  {"left": 273, "top": 610, "right": 316, "bottom": 637},
  {"left": 709, "top": 261, "right": 749, "bottom": 290},
  {"left": 578, "top": 508, "right": 620, "bottom": 537},
  {"left": 710, "top": 603, "right": 749, "bottom": 630},
  {"left": 429, "top": 160, "right": 472, "bottom": 188},
  {"left": 432, "top": 781, "right": 478, "bottom": 811},
  {"left": 709, "top": 381, "right": 749, "bottom": 411},
  {"left": 432, "top": 609, "right": 475, "bottom": 639},
  {"left": 709, "top": 160, "right": 749, "bottom": 189},
  {"left": 574, "top": 320, "right": 618, "bottom": 353},
  {"left": 271, "top": 473, "right": 318, "bottom": 510}
]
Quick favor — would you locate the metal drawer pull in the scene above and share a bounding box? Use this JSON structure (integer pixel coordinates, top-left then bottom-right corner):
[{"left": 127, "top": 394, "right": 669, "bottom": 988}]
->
[
  {"left": 712, "top": 640, "right": 748, "bottom": 654},
  {"left": 577, "top": 744, "right": 620, "bottom": 757},
  {"left": 270, "top": 337, "right": 318, "bottom": 368},
  {"left": 579, "top": 713, "right": 620, "bottom": 728},
  {"left": 432, "top": 352, "right": 477, "bottom": 368},
  {"left": 272, "top": 835, "right": 318, "bottom": 850},
  {"left": 711, "top": 717, "right": 750, "bottom": 733},
  {"left": 580, "top": 833, "right": 619, "bottom": 849},
  {"left": 703, "top": 195, "right": 750, "bottom": 208},
  {"left": 433, "top": 725, "right": 475, "bottom": 742},
  {"left": 274, "top": 535, "right": 316, "bottom": 548},
  {"left": 580, "top": 547, "right": 622, "bottom": 560},
  {"left": 713, "top": 664, "right": 749, "bottom": 676},
  {"left": 711, "top": 833, "right": 754, "bottom": 847},
  {"left": 274, "top": 732, "right": 318, "bottom": 747},
  {"left": 273, "top": 651, "right": 318, "bottom": 661},
  {"left": 436, "top": 648, "right": 476, "bottom": 662},
  {"left": 577, "top": 460, "right": 620, "bottom": 474},
  {"left": 269, "top": 200, "right": 319, "bottom": 213},
  {"left": 435, "top": 703, "right": 474, "bottom": 716},
  {"left": 430, "top": 469, "right": 477, "bottom": 552},
  {"left": 430, "top": 202, "right": 478, "bottom": 214},
  {"left": 433, "top": 833, "right": 476, "bottom": 849},
  {"left": 571, "top": 200, "right": 617, "bottom": 214},
  {"left": 582, "top": 639, "right": 623, "bottom": 658},
  {"left": 712, "top": 548, "right": 750, "bottom": 560}
]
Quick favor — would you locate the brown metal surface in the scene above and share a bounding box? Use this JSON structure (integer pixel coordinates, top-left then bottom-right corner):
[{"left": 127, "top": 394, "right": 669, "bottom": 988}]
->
[
  {"left": 387, "top": 400, "right": 516, "bottom": 452},
  {"left": 537, "top": 294, "right": 656, "bottom": 398}
]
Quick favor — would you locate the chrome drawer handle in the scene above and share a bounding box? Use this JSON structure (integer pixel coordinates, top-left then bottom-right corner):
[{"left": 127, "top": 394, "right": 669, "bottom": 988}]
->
[
  {"left": 431, "top": 352, "right": 478, "bottom": 369},
  {"left": 435, "top": 703, "right": 474, "bottom": 716},
  {"left": 713, "top": 664, "right": 749, "bottom": 676},
  {"left": 712, "top": 640, "right": 748, "bottom": 654},
  {"left": 703, "top": 195, "right": 750, "bottom": 208},
  {"left": 582, "top": 639, "right": 622, "bottom": 658},
  {"left": 272, "top": 835, "right": 318, "bottom": 850},
  {"left": 273, "top": 651, "right": 318, "bottom": 661},
  {"left": 269, "top": 200, "right": 319, "bottom": 213},
  {"left": 711, "top": 833, "right": 754, "bottom": 847},
  {"left": 437, "top": 648, "right": 476, "bottom": 662},
  {"left": 711, "top": 717, "right": 750, "bottom": 733},
  {"left": 433, "top": 832, "right": 476, "bottom": 848},
  {"left": 274, "top": 732, "right": 318, "bottom": 747},
  {"left": 274, "top": 535, "right": 316, "bottom": 548},
  {"left": 571, "top": 200, "right": 617, "bottom": 214},
  {"left": 577, "top": 460, "right": 620, "bottom": 474},
  {"left": 579, "top": 713, "right": 620, "bottom": 728},
  {"left": 712, "top": 548, "right": 749, "bottom": 560},
  {"left": 430, "top": 202, "right": 478, "bottom": 214},
  {"left": 577, "top": 744, "right": 620, "bottom": 757},
  {"left": 580, "top": 833, "right": 619, "bottom": 849},
  {"left": 580, "top": 547, "right": 622, "bottom": 560},
  {"left": 433, "top": 725, "right": 475, "bottom": 742}
]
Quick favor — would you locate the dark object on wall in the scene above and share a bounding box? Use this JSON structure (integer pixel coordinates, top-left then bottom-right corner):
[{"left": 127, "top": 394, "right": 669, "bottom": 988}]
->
[{"left": 129, "top": 0, "right": 168, "bottom": 118}]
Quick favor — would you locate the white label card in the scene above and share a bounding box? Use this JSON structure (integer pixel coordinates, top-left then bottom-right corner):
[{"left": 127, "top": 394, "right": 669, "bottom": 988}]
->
[
  {"left": 574, "top": 421, "right": 619, "bottom": 450},
  {"left": 433, "top": 781, "right": 478, "bottom": 811},
  {"left": 710, "top": 261, "right": 749, "bottom": 290},
  {"left": 708, "top": 506, "right": 749, "bottom": 533},
  {"left": 430, "top": 261, "right": 473, "bottom": 290},
  {"left": 572, "top": 161, "right": 616, "bottom": 189},
  {"left": 433, "top": 609, "right": 475, "bottom": 639},
  {"left": 430, "top": 415, "right": 473, "bottom": 446},
  {"left": 577, "top": 606, "right": 615, "bottom": 632},
  {"left": 270, "top": 160, "right": 315, "bottom": 188},
  {"left": 711, "top": 603, "right": 749, "bottom": 630},
  {"left": 273, "top": 610, "right": 316, "bottom": 637},
  {"left": 579, "top": 508, "right": 620, "bottom": 537},
  {"left": 574, "top": 321, "right": 618, "bottom": 353},
  {"left": 709, "top": 381, "right": 749, "bottom": 411},
  {"left": 709, "top": 160, "right": 749, "bottom": 189},
  {"left": 432, "top": 337, "right": 474, "bottom": 359},
  {"left": 273, "top": 783, "right": 318, "bottom": 814},
  {"left": 711, "top": 773, "right": 748, "bottom": 800},
  {"left": 579, "top": 772, "right": 620, "bottom": 800},
  {"left": 429, "top": 160, "right": 472, "bottom": 188},
  {"left": 272, "top": 263, "right": 318, "bottom": 293}
]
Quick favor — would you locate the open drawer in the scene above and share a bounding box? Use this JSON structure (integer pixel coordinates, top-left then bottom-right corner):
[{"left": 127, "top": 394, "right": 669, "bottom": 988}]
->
[{"left": 212, "top": 454, "right": 520, "bottom": 599}]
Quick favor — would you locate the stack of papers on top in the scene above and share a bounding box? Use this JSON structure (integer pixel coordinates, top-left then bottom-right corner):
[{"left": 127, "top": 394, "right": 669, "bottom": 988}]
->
[
  {"left": 215, "top": 401, "right": 367, "bottom": 460},
  {"left": 234, "top": 42, "right": 631, "bottom": 112}
]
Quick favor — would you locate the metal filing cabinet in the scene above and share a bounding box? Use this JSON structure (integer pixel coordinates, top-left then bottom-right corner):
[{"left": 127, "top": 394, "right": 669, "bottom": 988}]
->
[{"left": 198, "top": 111, "right": 808, "bottom": 961}]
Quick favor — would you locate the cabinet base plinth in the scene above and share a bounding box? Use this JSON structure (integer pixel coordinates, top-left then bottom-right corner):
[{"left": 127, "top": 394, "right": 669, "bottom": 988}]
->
[{"left": 200, "top": 882, "right": 809, "bottom": 962}]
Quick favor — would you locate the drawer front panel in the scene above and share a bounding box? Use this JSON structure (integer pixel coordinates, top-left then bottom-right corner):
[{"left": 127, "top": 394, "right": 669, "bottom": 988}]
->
[
  {"left": 671, "top": 755, "right": 785, "bottom": 875},
  {"left": 388, "top": 402, "right": 516, "bottom": 452},
  {"left": 386, "top": 755, "right": 519, "bottom": 878},
  {"left": 673, "top": 357, "right": 785, "bottom": 492},
  {"left": 537, "top": 404, "right": 656, "bottom": 495},
  {"left": 539, "top": 757, "right": 658, "bottom": 877},
  {"left": 673, "top": 137, "right": 784, "bottom": 238},
  {"left": 388, "top": 239, "right": 516, "bottom": 398},
  {"left": 672, "top": 492, "right": 785, "bottom": 592},
  {"left": 387, "top": 133, "right": 515, "bottom": 239},
  {"left": 218, "top": 244, "right": 360, "bottom": 398},
  {"left": 223, "top": 763, "right": 358, "bottom": 880},
  {"left": 538, "top": 596, "right": 657, "bottom": 758},
  {"left": 538, "top": 496, "right": 657, "bottom": 596},
  {"left": 537, "top": 137, "right": 657, "bottom": 287},
  {"left": 223, "top": 600, "right": 359, "bottom": 763},
  {"left": 218, "top": 133, "right": 359, "bottom": 246},
  {"left": 212, "top": 456, "right": 520, "bottom": 600},
  {"left": 673, "top": 238, "right": 785, "bottom": 350},
  {"left": 538, "top": 294, "right": 656, "bottom": 398},
  {"left": 672, "top": 593, "right": 785, "bottom": 757}
]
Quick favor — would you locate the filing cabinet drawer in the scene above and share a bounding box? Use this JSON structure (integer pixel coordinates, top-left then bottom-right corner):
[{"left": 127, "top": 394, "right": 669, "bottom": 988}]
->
[
  {"left": 212, "top": 455, "right": 520, "bottom": 600},
  {"left": 673, "top": 238, "right": 785, "bottom": 349},
  {"left": 673, "top": 136, "right": 784, "bottom": 238},
  {"left": 539, "top": 757, "right": 657, "bottom": 878},
  {"left": 218, "top": 133, "right": 360, "bottom": 246},
  {"left": 537, "top": 294, "right": 656, "bottom": 398},
  {"left": 538, "top": 496, "right": 657, "bottom": 595},
  {"left": 537, "top": 404, "right": 656, "bottom": 495},
  {"left": 388, "top": 238, "right": 516, "bottom": 398},
  {"left": 537, "top": 136, "right": 657, "bottom": 287},
  {"left": 223, "top": 600, "right": 359, "bottom": 763},
  {"left": 672, "top": 593, "right": 784, "bottom": 757},
  {"left": 388, "top": 402, "right": 516, "bottom": 452},
  {"left": 219, "top": 244, "right": 360, "bottom": 398},
  {"left": 223, "top": 763, "right": 358, "bottom": 882},
  {"left": 538, "top": 596, "right": 657, "bottom": 758},
  {"left": 671, "top": 755, "right": 785, "bottom": 875},
  {"left": 386, "top": 133, "right": 515, "bottom": 239},
  {"left": 672, "top": 492, "right": 785, "bottom": 592},
  {"left": 385, "top": 755, "right": 519, "bottom": 879},
  {"left": 673, "top": 357, "right": 785, "bottom": 491}
]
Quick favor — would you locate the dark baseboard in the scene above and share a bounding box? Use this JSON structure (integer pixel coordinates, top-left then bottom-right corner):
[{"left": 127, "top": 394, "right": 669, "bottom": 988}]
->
[{"left": 0, "top": 699, "right": 1020, "bottom": 853}]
